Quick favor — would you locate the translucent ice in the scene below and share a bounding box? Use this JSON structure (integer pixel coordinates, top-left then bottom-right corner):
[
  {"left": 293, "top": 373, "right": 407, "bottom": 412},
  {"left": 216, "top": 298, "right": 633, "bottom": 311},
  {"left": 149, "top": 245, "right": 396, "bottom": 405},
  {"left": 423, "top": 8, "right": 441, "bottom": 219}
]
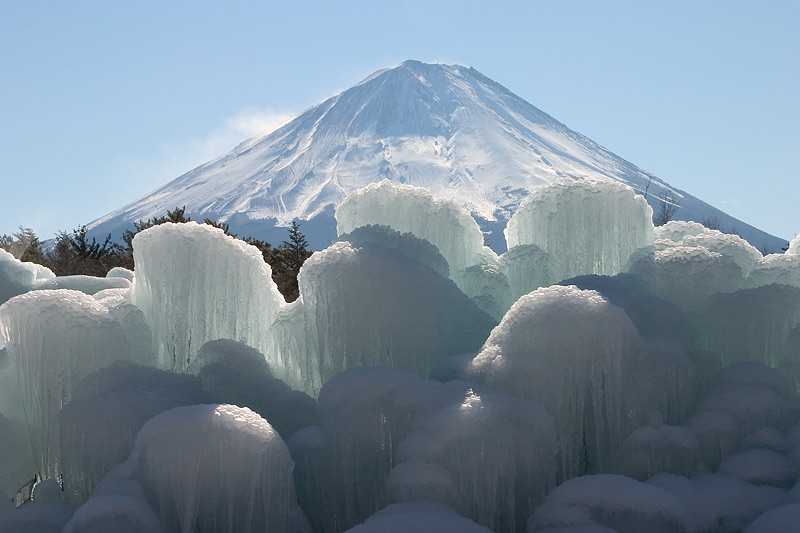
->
[
  {"left": 654, "top": 220, "right": 709, "bottom": 242},
  {"left": 291, "top": 367, "right": 449, "bottom": 531},
  {"left": 298, "top": 241, "right": 495, "bottom": 394},
  {"left": 680, "top": 231, "right": 763, "bottom": 278},
  {"left": 745, "top": 254, "right": 800, "bottom": 289},
  {"left": 130, "top": 222, "right": 286, "bottom": 374},
  {"left": 336, "top": 180, "right": 496, "bottom": 275},
  {"left": 505, "top": 179, "right": 655, "bottom": 282},
  {"left": 189, "top": 339, "right": 318, "bottom": 438},
  {"left": 0, "top": 289, "right": 153, "bottom": 481}
]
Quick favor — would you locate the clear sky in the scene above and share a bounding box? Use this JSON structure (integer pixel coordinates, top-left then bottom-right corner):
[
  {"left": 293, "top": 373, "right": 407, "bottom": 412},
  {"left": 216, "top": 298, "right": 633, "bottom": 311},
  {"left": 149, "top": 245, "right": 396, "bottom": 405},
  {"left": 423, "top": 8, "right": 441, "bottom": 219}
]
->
[{"left": 1, "top": 0, "right": 797, "bottom": 243}]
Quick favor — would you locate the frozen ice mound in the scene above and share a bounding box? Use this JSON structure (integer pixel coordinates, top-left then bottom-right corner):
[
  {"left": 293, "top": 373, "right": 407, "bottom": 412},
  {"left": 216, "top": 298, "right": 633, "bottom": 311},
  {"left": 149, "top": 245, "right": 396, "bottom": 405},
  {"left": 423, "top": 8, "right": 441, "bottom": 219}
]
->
[
  {"left": 655, "top": 220, "right": 709, "bottom": 242},
  {"left": 131, "top": 221, "right": 286, "bottom": 374},
  {"left": 344, "top": 501, "right": 494, "bottom": 532},
  {"left": 718, "top": 448, "right": 798, "bottom": 488},
  {"left": 189, "top": 339, "right": 318, "bottom": 438},
  {"left": 745, "top": 253, "right": 800, "bottom": 288},
  {"left": 648, "top": 472, "right": 788, "bottom": 532},
  {"left": 614, "top": 423, "right": 701, "bottom": 481},
  {"left": 58, "top": 362, "right": 211, "bottom": 505},
  {"left": 0, "top": 289, "right": 153, "bottom": 481},
  {"left": 31, "top": 274, "right": 131, "bottom": 294},
  {"left": 789, "top": 234, "right": 800, "bottom": 256},
  {"left": 297, "top": 240, "right": 495, "bottom": 394},
  {"left": 391, "top": 387, "right": 558, "bottom": 533},
  {"left": 528, "top": 474, "right": 689, "bottom": 533},
  {"left": 289, "top": 367, "right": 451, "bottom": 532},
  {"left": 336, "top": 179, "right": 495, "bottom": 275},
  {"left": 697, "top": 285, "right": 800, "bottom": 369},
  {"left": 290, "top": 366, "right": 556, "bottom": 533},
  {"left": 505, "top": 179, "right": 655, "bottom": 281},
  {"left": 743, "top": 503, "right": 800, "bottom": 533},
  {"left": 466, "top": 285, "right": 692, "bottom": 478},
  {"left": 0, "top": 248, "right": 54, "bottom": 305},
  {"left": 680, "top": 231, "right": 762, "bottom": 278},
  {"left": 627, "top": 245, "right": 744, "bottom": 310},
  {"left": 559, "top": 274, "right": 697, "bottom": 349},
  {"left": 110, "top": 403, "right": 310, "bottom": 532}
]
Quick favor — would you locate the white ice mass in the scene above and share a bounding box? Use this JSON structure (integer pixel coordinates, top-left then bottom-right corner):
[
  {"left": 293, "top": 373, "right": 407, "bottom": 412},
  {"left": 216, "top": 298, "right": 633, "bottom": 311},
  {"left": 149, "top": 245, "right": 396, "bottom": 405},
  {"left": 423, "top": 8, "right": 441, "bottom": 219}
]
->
[{"left": 1, "top": 178, "right": 799, "bottom": 532}]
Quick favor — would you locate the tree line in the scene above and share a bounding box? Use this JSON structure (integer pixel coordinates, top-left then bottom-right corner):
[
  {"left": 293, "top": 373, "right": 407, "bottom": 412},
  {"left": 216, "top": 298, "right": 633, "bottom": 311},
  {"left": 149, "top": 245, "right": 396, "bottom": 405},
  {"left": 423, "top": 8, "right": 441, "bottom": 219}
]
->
[{"left": 0, "top": 208, "right": 312, "bottom": 302}]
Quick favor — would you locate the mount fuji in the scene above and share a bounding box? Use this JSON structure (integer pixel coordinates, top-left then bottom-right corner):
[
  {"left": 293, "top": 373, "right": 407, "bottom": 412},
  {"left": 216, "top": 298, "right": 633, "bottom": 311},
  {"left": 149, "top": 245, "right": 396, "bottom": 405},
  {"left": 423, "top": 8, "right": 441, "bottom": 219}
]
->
[{"left": 89, "top": 60, "right": 784, "bottom": 253}]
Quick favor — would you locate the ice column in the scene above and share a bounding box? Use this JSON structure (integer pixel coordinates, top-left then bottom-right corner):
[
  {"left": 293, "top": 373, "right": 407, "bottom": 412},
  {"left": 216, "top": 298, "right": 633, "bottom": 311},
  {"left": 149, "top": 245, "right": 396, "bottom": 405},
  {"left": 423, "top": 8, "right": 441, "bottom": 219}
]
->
[
  {"left": 0, "top": 289, "right": 153, "bottom": 481},
  {"left": 467, "top": 285, "right": 643, "bottom": 479},
  {"left": 130, "top": 222, "right": 287, "bottom": 375},
  {"left": 298, "top": 241, "right": 495, "bottom": 394},
  {"left": 505, "top": 179, "right": 655, "bottom": 282}
]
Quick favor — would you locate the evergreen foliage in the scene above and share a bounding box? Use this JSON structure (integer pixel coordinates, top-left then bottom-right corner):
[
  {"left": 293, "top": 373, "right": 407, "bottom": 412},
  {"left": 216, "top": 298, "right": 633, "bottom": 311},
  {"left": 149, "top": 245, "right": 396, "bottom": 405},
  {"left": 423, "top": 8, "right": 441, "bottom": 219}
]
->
[
  {"left": 1, "top": 211, "right": 313, "bottom": 302},
  {"left": 0, "top": 227, "right": 45, "bottom": 264}
]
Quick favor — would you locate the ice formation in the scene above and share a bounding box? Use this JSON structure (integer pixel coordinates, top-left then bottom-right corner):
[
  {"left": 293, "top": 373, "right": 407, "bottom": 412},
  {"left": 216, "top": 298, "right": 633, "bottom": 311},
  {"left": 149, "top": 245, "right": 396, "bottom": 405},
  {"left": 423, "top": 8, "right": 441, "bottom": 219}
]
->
[
  {"left": 297, "top": 240, "right": 495, "bottom": 394},
  {"left": 505, "top": 179, "right": 655, "bottom": 282},
  {"left": 0, "top": 248, "right": 54, "bottom": 305},
  {"left": 108, "top": 404, "right": 309, "bottom": 532},
  {"left": 336, "top": 180, "right": 496, "bottom": 275},
  {"left": 130, "top": 222, "right": 287, "bottom": 374},
  {"left": 58, "top": 363, "right": 211, "bottom": 505},
  {"left": 344, "top": 501, "right": 494, "bottom": 533},
  {"left": 466, "top": 285, "right": 685, "bottom": 479},
  {"left": 0, "top": 289, "right": 153, "bottom": 481},
  {"left": 0, "top": 178, "right": 799, "bottom": 531}
]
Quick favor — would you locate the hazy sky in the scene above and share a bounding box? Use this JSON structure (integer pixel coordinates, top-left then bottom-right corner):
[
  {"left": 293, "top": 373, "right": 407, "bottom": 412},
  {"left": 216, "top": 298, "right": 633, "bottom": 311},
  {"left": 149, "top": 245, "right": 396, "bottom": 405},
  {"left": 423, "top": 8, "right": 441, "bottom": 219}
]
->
[{"left": 1, "top": 0, "right": 797, "bottom": 242}]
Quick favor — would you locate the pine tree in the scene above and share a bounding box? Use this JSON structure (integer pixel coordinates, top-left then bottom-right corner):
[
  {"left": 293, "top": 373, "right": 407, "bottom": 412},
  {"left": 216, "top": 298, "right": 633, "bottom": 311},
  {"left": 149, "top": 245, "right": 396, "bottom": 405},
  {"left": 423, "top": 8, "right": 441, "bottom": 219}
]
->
[
  {"left": 269, "top": 222, "right": 312, "bottom": 302},
  {"left": 0, "top": 227, "right": 45, "bottom": 263}
]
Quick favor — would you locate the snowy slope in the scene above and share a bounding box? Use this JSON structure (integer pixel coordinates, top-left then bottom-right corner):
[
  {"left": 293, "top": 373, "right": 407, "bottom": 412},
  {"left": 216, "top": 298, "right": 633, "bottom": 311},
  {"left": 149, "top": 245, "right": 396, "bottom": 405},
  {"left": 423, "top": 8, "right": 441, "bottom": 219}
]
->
[{"left": 89, "top": 60, "right": 785, "bottom": 253}]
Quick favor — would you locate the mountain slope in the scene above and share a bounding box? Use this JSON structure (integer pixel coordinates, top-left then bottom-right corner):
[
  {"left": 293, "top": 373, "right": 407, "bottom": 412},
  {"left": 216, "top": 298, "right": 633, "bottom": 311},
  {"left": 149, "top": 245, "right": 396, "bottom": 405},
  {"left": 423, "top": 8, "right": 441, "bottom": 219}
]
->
[{"left": 89, "top": 60, "right": 785, "bottom": 253}]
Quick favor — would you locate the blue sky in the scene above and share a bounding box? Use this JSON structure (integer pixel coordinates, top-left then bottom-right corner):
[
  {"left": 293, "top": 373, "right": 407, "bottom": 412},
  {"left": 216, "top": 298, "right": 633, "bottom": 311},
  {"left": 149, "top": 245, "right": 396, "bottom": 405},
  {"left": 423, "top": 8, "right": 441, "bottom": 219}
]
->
[{"left": 1, "top": 0, "right": 797, "bottom": 243}]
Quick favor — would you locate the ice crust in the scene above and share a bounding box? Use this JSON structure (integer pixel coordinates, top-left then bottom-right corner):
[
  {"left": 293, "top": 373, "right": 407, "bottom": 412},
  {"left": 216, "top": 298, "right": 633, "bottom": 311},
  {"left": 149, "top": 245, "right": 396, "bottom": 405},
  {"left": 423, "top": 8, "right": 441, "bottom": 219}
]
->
[{"left": 1, "top": 179, "right": 800, "bottom": 531}]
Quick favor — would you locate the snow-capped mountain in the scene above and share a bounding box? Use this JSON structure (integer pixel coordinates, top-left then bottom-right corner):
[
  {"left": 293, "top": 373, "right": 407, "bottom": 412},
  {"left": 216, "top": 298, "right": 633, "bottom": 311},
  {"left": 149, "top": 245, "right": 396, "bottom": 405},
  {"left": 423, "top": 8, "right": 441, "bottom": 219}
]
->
[{"left": 89, "top": 60, "right": 785, "bottom": 253}]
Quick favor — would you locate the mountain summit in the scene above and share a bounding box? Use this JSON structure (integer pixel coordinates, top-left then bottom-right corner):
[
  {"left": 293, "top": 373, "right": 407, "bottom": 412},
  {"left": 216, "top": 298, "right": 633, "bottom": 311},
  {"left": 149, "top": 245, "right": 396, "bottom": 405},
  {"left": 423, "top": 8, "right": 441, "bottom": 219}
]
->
[{"left": 90, "top": 60, "right": 783, "bottom": 252}]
